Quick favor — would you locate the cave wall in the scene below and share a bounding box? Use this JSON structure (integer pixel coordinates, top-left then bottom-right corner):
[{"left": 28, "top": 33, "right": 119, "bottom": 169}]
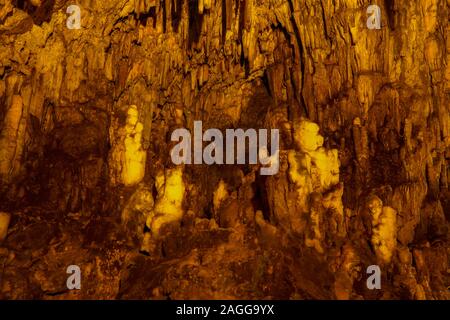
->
[{"left": 0, "top": 0, "right": 449, "bottom": 299}]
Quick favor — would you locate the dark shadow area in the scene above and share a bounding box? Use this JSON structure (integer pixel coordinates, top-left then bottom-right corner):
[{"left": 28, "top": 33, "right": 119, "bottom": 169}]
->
[
  {"left": 188, "top": 0, "right": 204, "bottom": 49},
  {"left": 13, "top": 0, "right": 56, "bottom": 26},
  {"left": 136, "top": 6, "right": 157, "bottom": 28},
  {"left": 171, "top": 0, "right": 183, "bottom": 32},
  {"left": 384, "top": 0, "right": 395, "bottom": 30}
]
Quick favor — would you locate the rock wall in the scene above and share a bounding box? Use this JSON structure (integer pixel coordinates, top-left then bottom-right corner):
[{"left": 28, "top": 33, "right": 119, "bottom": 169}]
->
[{"left": 0, "top": 0, "right": 448, "bottom": 299}]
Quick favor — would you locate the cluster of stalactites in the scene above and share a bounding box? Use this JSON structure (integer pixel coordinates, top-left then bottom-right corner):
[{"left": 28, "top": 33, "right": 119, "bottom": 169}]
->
[{"left": 134, "top": 0, "right": 158, "bottom": 17}]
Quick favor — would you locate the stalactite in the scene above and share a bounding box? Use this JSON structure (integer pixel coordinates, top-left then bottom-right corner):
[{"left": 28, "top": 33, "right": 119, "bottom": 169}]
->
[
  {"left": 0, "top": 0, "right": 448, "bottom": 300},
  {"left": 226, "top": 0, "right": 233, "bottom": 30}
]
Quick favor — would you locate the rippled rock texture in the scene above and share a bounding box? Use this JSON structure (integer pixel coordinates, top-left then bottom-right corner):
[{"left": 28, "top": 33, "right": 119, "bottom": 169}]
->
[{"left": 0, "top": 0, "right": 449, "bottom": 299}]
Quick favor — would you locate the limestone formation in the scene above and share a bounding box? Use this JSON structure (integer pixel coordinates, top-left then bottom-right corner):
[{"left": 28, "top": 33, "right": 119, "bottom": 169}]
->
[
  {"left": 146, "top": 167, "right": 185, "bottom": 237},
  {"left": 0, "top": 212, "right": 10, "bottom": 241},
  {"left": 0, "top": 0, "right": 448, "bottom": 300}
]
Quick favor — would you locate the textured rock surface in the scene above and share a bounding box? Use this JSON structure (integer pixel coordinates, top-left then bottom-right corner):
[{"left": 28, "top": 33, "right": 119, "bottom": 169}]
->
[{"left": 0, "top": 0, "right": 449, "bottom": 299}]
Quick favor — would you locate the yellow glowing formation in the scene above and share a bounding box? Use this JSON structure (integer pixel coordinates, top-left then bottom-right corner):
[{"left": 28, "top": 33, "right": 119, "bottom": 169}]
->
[
  {"left": 122, "top": 105, "right": 147, "bottom": 186},
  {"left": 146, "top": 167, "right": 185, "bottom": 237}
]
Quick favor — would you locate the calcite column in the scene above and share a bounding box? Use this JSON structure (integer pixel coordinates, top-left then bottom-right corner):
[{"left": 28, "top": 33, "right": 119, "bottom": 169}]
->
[{"left": 109, "top": 105, "right": 147, "bottom": 186}]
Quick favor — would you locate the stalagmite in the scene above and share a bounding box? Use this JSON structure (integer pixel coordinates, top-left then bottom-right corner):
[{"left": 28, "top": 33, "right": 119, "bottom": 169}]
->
[
  {"left": 372, "top": 206, "right": 397, "bottom": 264},
  {"left": 145, "top": 167, "right": 185, "bottom": 237},
  {"left": 123, "top": 106, "right": 147, "bottom": 186},
  {"left": 213, "top": 180, "right": 229, "bottom": 212},
  {"left": 293, "top": 119, "right": 340, "bottom": 192}
]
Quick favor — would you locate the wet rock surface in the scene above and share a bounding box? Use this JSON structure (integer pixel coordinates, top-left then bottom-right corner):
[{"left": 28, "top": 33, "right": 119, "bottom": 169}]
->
[{"left": 0, "top": 0, "right": 449, "bottom": 299}]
